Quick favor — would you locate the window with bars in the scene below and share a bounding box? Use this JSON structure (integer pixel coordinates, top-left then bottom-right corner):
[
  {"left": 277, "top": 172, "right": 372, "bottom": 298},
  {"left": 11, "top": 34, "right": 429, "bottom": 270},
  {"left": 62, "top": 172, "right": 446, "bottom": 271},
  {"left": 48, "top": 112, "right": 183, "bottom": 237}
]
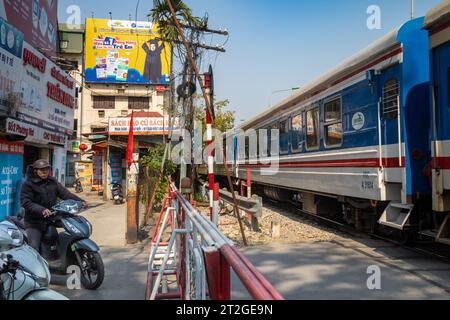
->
[
  {"left": 93, "top": 96, "right": 115, "bottom": 109},
  {"left": 128, "top": 97, "right": 150, "bottom": 109},
  {"left": 383, "top": 79, "right": 400, "bottom": 119},
  {"left": 324, "top": 97, "right": 343, "bottom": 147}
]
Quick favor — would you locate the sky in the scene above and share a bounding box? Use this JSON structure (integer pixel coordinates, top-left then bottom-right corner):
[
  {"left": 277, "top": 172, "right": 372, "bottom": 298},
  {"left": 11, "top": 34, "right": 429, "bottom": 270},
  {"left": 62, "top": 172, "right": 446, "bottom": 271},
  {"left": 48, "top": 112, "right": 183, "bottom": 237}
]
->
[{"left": 57, "top": 0, "right": 443, "bottom": 122}]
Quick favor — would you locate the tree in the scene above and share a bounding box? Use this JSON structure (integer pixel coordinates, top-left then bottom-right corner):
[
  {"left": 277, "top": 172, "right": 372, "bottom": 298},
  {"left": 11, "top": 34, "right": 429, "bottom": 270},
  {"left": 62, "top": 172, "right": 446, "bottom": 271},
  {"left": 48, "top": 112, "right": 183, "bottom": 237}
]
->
[
  {"left": 194, "top": 97, "right": 236, "bottom": 135},
  {"left": 140, "top": 144, "right": 177, "bottom": 225},
  {"left": 150, "top": 0, "right": 202, "bottom": 44}
]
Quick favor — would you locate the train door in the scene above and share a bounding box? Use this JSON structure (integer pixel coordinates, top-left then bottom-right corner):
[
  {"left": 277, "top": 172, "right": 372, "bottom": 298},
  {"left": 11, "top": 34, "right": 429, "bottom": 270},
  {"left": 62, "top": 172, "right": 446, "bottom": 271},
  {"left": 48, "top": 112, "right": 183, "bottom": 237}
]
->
[
  {"left": 433, "top": 41, "right": 450, "bottom": 243},
  {"left": 433, "top": 41, "right": 450, "bottom": 158},
  {"left": 378, "top": 65, "right": 414, "bottom": 230},
  {"left": 432, "top": 41, "right": 450, "bottom": 213},
  {"left": 379, "top": 64, "right": 402, "bottom": 170}
]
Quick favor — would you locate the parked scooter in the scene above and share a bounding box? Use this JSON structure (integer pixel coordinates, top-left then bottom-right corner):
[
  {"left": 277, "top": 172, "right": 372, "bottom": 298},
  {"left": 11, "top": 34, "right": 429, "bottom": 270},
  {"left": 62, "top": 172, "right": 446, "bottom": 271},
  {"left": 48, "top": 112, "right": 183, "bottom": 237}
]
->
[
  {"left": 0, "top": 221, "right": 68, "bottom": 300},
  {"left": 111, "top": 182, "right": 124, "bottom": 204},
  {"left": 8, "top": 200, "right": 104, "bottom": 290}
]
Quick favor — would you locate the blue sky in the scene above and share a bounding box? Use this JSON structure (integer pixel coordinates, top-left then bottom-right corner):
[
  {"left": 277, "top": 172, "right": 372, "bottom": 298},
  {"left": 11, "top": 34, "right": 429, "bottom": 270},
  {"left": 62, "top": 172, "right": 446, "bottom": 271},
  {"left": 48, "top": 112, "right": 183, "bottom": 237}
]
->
[{"left": 58, "top": 0, "right": 443, "bottom": 122}]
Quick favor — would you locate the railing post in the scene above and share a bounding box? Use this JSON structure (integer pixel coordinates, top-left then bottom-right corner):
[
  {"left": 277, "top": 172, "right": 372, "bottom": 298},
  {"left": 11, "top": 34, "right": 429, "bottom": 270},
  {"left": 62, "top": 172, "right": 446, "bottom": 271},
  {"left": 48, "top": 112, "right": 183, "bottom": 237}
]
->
[
  {"left": 203, "top": 247, "right": 231, "bottom": 300},
  {"left": 213, "top": 182, "right": 220, "bottom": 226}
]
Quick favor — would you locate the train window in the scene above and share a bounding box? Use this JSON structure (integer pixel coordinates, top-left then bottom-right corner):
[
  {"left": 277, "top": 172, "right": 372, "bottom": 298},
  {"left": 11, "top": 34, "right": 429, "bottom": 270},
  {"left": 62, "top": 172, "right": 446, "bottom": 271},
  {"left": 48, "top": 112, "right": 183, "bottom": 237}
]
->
[
  {"left": 279, "top": 119, "right": 289, "bottom": 154},
  {"left": 291, "top": 113, "right": 303, "bottom": 152},
  {"left": 268, "top": 123, "right": 279, "bottom": 156},
  {"left": 324, "top": 98, "right": 343, "bottom": 147},
  {"left": 306, "top": 108, "right": 320, "bottom": 150},
  {"left": 383, "top": 79, "right": 400, "bottom": 119}
]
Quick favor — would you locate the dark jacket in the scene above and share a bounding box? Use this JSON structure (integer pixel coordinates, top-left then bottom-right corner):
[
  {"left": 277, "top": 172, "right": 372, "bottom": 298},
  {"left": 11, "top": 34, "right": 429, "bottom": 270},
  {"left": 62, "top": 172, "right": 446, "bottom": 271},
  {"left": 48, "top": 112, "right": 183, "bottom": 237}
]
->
[{"left": 21, "top": 166, "right": 84, "bottom": 231}]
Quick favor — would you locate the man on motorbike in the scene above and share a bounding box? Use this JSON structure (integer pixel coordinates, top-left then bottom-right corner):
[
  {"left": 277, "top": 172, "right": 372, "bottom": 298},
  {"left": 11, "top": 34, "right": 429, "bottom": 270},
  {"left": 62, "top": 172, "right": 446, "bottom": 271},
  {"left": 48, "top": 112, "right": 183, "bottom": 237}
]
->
[{"left": 20, "top": 159, "right": 88, "bottom": 252}]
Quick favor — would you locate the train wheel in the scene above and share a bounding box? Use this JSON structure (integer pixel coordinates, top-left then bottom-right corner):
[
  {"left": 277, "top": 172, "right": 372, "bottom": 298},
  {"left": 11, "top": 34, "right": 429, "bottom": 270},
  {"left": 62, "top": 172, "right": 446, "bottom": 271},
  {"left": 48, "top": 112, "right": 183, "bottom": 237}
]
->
[{"left": 395, "top": 230, "right": 414, "bottom": 246}]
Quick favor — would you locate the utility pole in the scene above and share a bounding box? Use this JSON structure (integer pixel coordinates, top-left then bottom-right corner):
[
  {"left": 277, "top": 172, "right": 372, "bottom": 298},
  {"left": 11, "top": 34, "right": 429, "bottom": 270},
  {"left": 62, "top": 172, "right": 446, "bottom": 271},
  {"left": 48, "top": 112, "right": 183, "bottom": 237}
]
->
[
  {"left": 166, "top": 0, "right": 248, "bottom": 245},
  {"left": 411, "top": 0, "right": 414, "bottom": 20},
  {"left": 126, "top": 139, "right": 139, "bottom": 244}
]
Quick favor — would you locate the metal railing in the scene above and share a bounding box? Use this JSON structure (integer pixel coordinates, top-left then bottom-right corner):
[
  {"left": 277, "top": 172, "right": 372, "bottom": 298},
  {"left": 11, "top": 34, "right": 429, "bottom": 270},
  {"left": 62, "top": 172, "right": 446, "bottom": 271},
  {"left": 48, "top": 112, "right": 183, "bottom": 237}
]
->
[{"left": 145, "top": 180, "right": 283, "bottom": 300}]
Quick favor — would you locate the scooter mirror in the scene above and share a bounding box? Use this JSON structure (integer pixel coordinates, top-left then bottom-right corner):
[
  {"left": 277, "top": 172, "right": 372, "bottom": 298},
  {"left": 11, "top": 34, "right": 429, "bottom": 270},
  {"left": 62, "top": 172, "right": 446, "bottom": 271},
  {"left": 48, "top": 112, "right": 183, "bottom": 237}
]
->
[{"left": 0, "top": 228, "right": 14, "bottom": 248}]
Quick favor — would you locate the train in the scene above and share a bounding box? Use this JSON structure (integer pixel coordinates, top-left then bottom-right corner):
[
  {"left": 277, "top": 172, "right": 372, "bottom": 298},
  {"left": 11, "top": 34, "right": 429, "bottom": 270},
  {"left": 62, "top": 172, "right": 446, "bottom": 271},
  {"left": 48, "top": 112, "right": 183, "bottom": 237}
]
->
[{"left": 199, "top": 3, "right": 450, "bottom": 245}]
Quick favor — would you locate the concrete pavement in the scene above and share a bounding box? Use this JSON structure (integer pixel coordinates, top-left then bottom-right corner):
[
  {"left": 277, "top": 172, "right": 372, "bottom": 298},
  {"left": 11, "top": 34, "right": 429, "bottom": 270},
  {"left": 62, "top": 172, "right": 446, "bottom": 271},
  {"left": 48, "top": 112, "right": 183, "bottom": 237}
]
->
[
  {"left": 231, "top": 238, "right": 450, "bottom": 300},
  {"left": 50, "top": 193, "right": 151, "bottom": 300},
  {"left": 48, "top": 191, "right": 450, "bottom": 300}
]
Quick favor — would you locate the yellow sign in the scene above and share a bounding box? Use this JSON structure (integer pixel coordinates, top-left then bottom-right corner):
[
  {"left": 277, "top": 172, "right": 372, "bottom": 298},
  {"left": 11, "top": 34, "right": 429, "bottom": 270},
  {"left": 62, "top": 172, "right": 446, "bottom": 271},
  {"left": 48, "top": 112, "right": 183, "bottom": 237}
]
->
[
  {"left": 84, "top": 18, "right": 172, "bottom": 84},
  {"left": 75, "top": 162, "right": 93, "bottom": 187}
]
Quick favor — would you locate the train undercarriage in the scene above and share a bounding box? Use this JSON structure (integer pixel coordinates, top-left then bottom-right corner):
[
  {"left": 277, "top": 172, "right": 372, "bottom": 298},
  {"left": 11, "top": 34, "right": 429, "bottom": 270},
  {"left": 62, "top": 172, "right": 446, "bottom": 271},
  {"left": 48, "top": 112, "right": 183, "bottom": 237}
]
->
[{"left": 210, "top": 176, "right": 450, "bottom": 247}]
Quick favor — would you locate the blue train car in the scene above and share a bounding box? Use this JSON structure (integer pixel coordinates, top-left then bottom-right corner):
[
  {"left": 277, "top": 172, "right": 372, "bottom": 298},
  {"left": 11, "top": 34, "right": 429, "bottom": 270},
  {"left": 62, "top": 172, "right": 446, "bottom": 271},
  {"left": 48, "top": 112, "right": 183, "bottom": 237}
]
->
[
  {"left": 424, "top": 2, "right": 450, "bottom": 244},
  {"left": 215, "top": 18, "right": 433, "bottom": 239}
]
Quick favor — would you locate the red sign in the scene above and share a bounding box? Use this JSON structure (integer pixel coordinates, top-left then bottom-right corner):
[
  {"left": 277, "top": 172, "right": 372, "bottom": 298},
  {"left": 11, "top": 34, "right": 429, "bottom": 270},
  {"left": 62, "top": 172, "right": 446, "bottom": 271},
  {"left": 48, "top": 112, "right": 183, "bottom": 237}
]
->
[
  {"left": 51, "top": 67, "right": 74, "bottom": 90},
  {"left": 0, "top": 139, "right": 24, "bottom": 155},
  {"left": 46, "top": 82, "right": 75, "bottom": 108},
  {"left": 2, "top": 0, "right": 58, "bottom": 58},
  {"left": 155, "top": 85, "right": 167, "bottom": 92},
  {"left": 79, "top": 144, "right": 88, "bottom": 152},
  {"left": 23, "top": 48, "right": 47, "bottom": 73}
]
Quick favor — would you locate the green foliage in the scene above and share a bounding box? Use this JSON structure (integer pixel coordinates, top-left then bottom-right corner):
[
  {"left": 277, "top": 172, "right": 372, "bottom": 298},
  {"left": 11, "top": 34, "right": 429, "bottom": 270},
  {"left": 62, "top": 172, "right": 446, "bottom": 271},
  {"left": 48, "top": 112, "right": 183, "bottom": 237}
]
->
[
  {"left": 140, "top": 144, "right": 177, "bottom": 208},
  {"left": 150, "top": 0, "right": 202, "bottom": 44},
  {"left": 194, "top": 97, "right": 236, "bottom": 135}
]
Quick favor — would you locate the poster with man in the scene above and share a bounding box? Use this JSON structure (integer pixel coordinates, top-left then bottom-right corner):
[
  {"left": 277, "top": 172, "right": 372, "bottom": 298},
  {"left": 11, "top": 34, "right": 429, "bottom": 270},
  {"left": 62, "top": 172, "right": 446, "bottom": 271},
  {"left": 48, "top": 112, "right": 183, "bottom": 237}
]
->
[{"left": 142, "top": 39, "right": 165, "bottom": 84}]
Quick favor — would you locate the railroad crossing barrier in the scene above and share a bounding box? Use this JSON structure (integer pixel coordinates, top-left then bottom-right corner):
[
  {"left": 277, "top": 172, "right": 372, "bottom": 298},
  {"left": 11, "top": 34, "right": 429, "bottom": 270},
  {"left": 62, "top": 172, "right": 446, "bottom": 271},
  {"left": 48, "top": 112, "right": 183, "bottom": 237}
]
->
[{"left": 145, "top": 180, "right": 283, "bottom": 300}]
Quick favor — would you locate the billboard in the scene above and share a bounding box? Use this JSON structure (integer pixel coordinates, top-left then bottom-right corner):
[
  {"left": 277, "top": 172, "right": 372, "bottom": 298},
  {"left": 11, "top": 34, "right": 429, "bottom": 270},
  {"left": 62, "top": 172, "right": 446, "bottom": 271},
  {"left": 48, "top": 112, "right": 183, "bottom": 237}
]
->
[
  {"left": 108, "top": 117, "right": 181, "bottom": 136},
  {"left": 0, "top": 0, "right": 58, "bottom": 57},
  {"left": 0, "top": 19, "right": 76, "bottom": 136},
  {"left": 84, "top": 18, "right": 172, "bottom": 85}
]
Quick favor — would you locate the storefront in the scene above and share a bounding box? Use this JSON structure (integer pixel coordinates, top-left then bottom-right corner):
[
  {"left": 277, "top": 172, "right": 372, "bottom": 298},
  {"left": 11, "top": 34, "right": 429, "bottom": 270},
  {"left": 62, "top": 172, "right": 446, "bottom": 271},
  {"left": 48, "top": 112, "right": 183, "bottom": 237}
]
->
[{"left": 0, "top": 19, "right": 76, "bottom": 219}]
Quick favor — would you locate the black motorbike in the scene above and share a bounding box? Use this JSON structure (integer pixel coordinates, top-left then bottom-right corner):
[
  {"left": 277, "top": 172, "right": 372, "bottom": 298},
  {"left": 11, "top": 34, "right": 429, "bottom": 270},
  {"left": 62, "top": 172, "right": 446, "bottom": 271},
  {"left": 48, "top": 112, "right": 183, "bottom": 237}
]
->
[
  {"left": 8, "top": 200, "right": 104, "bottom": 290},
  {"left": 111, "top": 182, "right": 124, "bottom": 205}
]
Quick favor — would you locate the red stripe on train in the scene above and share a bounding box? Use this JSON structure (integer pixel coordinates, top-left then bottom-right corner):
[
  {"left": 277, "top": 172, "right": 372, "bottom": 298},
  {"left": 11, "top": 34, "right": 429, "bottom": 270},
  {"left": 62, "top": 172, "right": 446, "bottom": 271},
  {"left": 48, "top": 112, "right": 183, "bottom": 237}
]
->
[
  {"left": 240, "top": 157, "right": 405, "bottom": 169},
  {"left": 432, "top": 157, "right": 450, "bottom": 170},
  {"left": 429, "top": 20, "right": 450, "bottom": 36}
]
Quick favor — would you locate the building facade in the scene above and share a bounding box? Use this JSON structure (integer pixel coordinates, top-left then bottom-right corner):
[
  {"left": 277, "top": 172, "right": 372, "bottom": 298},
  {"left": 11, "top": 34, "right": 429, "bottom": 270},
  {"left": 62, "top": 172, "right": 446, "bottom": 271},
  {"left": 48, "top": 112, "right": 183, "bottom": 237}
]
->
[{"left": 58, "top": 23, "right": 171, "bottom": 195}]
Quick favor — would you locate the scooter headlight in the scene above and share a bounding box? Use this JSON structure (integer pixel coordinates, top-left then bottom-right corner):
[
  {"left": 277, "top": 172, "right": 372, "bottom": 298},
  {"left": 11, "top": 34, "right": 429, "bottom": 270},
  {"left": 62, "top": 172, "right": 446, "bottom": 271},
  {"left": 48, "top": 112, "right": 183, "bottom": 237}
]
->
[
  {"left": 7, "top": 228, "right": 24, "bottom": 247},
  {"left": 114, "top": 195, "right": 120, "bottom": 200}
]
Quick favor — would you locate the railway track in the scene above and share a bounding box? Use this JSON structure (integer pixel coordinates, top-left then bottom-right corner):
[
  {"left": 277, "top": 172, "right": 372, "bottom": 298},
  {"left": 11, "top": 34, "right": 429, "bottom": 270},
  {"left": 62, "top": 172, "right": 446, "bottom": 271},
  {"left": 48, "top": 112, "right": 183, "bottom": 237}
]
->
[{"left": 260, "top": 196, "right": 450, "bottom": 264}]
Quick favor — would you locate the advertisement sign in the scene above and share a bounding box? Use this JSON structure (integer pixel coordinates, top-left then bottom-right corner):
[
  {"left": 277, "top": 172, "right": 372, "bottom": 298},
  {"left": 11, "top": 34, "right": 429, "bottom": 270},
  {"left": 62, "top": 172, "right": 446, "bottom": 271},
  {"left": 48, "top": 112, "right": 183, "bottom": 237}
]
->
[
  {"left": 92, "top": 154, "right": 103, "bottom": 191},
  {"left": 108, "top": 117, "right": 181, "bottom": 136},
  {"left": 109, "top": 152, "right": 122, "bottom": 185},
  {"left": 0, "top": 30, "right": 76, "bottom": 135},
  {"left": 0, "top": 139, "right": 24, "bottom": 221},
  {"left": 84, "top": 18, "right": 172, "bottom": 84},
  {"left": 6, "top": 118, "right": 67, "bottom": 146},
  {"left": 52, "top": 147, "right": 66, "bottom": 185},
  {"left": 75, "top": 161, "right": 93, "bottom": 187},
  {"left": 71, "top": 141, "right": 80, "bottom": 153},
  {"left": 0, "top": 0, "right": 58, "bottom": 57},
  {"left": 0, "top": 16, "right": 24, "bottom": 59}
]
